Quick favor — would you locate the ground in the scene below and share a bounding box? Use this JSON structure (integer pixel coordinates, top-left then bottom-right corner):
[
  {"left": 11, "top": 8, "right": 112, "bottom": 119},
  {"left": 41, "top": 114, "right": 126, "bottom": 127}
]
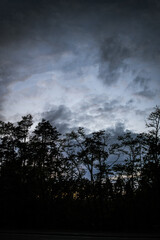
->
[{"left": 0, "top": 231, "right": 160, "bottom": 240}]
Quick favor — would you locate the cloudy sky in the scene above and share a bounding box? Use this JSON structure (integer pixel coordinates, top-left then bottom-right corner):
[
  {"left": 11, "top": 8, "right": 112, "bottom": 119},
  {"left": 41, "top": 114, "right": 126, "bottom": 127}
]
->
[{"left": 0, "top": 0, "right": 160, "bottom": 133}]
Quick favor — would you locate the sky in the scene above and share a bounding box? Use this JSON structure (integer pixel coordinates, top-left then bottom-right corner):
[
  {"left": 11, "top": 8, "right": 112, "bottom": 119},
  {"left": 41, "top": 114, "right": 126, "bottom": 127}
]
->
[{"left": 0, "top": 0, "right": 160, "bottom": 134}]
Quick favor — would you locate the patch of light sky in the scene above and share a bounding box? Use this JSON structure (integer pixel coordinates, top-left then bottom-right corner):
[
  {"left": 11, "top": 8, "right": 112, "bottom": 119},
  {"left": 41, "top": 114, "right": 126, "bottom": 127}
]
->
[{"left": 6, "top": 74, "right": 98, "bottom": 107}]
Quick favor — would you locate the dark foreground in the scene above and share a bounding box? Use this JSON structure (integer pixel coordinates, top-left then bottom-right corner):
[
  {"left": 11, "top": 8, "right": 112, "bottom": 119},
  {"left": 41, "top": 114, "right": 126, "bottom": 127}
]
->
[{"left": 0, "top": 232, "right": 160, "bottom": 240}]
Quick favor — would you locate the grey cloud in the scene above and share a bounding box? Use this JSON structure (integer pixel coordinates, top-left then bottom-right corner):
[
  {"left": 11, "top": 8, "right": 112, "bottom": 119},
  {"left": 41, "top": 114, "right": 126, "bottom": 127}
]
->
[
  {"left": 133, "top": 76, "right": 150, "bottom": 88},
  {"left": 100, "top": 101, "right": 133, "bottom": 116},
  {"left": 78, "top": 96, "right": 133, "bottom": 125},
  {"left": 103, "top": 100, "right": 120, "bottom": 112},
  {"left": 0, "top": 60, "right": 21, "bottom": 119},
  {"left": 79, "top": 96, "right": 118, "bottom": 115},
  {"left": 0, "top": 0, "right": 97, "bottom": 117},
  {"left": 135, "top": 109, "right": 147, "bottom": 116},
  {"left": 0, "top": 0, "right": 160, "bottom": 121},
  {"left": 42, "top": 105, "right": 72, "bottom": 133},
  {"left": 98, "top": 36, "right": 131, "bottom": 85},
  {"left": 128, "top": 75, "right": 154, "bottom": 98},
  {"left": 97, "top": 1, "right": 160, "bottom": 87},
  {"left": 45, "top": 105, "right": 71, "bottom": 122},
  {"left": 107, "top": 122, "right": 126, "bottom": 137},
  {"left": 41, "top": 95, "right": 150, "bottom": 134},
  {"left": 126, "top": 99, "right": 134, "bottom": 105},
  {"left": 134, "top": 89, "right": 155, "bottom": 100},
  {"left": 128, "top": 69, "right": 159, "bottom": 100},
  {"left": 98, "top": 32, "right": 160, "bottom": 86}
]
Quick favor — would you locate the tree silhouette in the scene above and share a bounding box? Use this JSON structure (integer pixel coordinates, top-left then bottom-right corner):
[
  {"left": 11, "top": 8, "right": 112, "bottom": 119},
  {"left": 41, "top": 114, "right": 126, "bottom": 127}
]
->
[
  {"left": 0, "top": 107, "right": 160, "bottom": 231},
  {"left": 146, "top": 106, "right": 160, "bottom": 165},
  {"left": 112, "top": 132, "right": 143, "bottom": 194}
]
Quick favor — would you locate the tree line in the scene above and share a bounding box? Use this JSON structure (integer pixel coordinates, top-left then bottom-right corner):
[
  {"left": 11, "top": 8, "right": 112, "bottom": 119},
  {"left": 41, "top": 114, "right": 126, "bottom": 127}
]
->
[{"left": 0, "top": 106, "right": 160, "bottom": 231}]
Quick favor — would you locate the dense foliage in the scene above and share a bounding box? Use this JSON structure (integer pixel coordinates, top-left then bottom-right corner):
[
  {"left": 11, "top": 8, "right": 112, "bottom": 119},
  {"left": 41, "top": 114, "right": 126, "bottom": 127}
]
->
[{"left": 0, "top": 106, "right": 160, "bottom": 231}]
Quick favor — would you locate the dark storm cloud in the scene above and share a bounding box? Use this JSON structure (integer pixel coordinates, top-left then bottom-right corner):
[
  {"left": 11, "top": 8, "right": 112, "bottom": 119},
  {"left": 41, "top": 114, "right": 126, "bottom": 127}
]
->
[
  {"left": 0, "top": 0, "right": 160, "bottom": 120},
  {"left": 97, "top": 0, "right": 160, "bottom": 86},
  {"left": 0, "top": 0, "right": 99, "bottom": 118},
  {"left": 43, "top": 105, "right": 71, "bottom": 123},
  {"left": 128, "top": 75, "right": 156, "bottom": 100},
  {"left": 42, "top": 105, "right": 72, "bottom": 133},
  {"left": 42, "top": 101, "right": 129, "bottom": 136},
  {"left": 0, "top": 1, "right": 66, "bottom": 107},
  {"left": 107, "top": 122, "right": 126, "bottom": 139},
  {"left": 98, "top": 36, "right": 131, "bottom": 85},
  {"left": 41, "top": 98, "right": 131, "bottom": 134},
  {"left": 133, "top": 76, "right": 150, "bottom": 88}
]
